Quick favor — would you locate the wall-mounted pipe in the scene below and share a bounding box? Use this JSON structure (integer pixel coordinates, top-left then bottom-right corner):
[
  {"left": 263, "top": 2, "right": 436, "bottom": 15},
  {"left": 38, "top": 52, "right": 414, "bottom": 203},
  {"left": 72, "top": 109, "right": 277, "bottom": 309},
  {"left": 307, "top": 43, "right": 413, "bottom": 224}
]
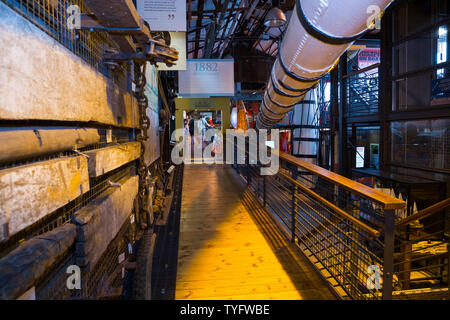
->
[{"left": 256, "top": 0, "right": 393, "bottom": 129}]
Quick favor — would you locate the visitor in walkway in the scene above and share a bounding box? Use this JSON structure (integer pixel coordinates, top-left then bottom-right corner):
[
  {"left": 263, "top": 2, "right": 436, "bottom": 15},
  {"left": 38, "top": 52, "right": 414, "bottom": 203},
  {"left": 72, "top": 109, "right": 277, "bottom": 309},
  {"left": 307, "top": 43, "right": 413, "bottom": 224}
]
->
[
  {"left": 188, "top": 116, "right": 195, "bottom": 144},
  {"left": 200, "top": 115, "right": 213, "bottom": 142}
]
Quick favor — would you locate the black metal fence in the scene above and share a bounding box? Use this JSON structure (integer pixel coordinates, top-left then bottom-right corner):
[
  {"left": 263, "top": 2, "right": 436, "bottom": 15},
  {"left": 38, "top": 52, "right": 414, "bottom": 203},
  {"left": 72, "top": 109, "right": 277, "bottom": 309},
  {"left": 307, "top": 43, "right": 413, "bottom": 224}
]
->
[
  {"left": 394, "top": 201, "right": 450, "bottom": 294},
  {"left": 0, "top": 0, "right": 148, "bottom": 300},
  {"left": 230, "top": 137, "right": 449, "bottom": 299},
  {"left": 344, "top": 64, "right": 380, "bottom": 118},
  {"left": 2, "top": 0, "right": 127, "bottom": 89},
  {"left": 34, "top": 213, "right": 136, "bottom": 300}
]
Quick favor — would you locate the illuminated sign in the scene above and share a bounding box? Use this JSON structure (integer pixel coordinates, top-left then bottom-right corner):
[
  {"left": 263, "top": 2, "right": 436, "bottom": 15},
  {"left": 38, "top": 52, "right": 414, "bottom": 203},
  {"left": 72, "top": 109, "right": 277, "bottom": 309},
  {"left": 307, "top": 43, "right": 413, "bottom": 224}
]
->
[
  {"left": 178, "top": 59, "right": 235, "bottom": 97},
  {"left": 358, "top": 48, "right": 380, "bottom": 71},
  {"left": 356, "top": 147, "right": 365, "bottom": 168}
]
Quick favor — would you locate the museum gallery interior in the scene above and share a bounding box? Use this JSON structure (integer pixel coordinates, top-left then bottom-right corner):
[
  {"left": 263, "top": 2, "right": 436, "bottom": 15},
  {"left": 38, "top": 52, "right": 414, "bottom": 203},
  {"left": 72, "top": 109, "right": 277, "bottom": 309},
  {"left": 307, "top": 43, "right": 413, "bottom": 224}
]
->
[{"left": 0, "top": 0, "right": 449, "bottom": 301}]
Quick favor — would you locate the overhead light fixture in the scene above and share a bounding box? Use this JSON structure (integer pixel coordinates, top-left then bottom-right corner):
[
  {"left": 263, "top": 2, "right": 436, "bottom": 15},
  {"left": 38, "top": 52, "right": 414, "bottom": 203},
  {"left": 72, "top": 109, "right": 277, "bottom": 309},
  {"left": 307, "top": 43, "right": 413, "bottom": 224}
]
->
[{"left": 264, "top": 1, "right": 287, "bottom": 28}]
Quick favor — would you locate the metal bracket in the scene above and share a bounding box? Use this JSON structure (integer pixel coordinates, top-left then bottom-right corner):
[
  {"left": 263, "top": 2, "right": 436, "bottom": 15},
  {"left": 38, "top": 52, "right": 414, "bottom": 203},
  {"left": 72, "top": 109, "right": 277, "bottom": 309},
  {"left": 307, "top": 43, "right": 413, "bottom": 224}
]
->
[
  {"left": 103, "top": 41, "right": 178, "bottom": 66},
  {"left": 79, "top": 14, "right": 178, "bottom": 65},
  {"left": 108, "top": 180, "right": 122, "bottom": 189},
  {"left": 73, "top": 147, "right": 90, "bottom": 159},
  {"left": 79, "top": 14, "right": 145, "bottom": 34}
]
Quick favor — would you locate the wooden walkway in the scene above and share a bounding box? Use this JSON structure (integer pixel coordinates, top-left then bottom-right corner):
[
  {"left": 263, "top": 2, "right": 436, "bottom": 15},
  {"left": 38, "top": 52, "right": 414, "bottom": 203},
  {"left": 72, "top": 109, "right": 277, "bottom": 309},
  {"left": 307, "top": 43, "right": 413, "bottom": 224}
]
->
[{"left": 175, "top": 164, "right": 335, "bottom": 300}]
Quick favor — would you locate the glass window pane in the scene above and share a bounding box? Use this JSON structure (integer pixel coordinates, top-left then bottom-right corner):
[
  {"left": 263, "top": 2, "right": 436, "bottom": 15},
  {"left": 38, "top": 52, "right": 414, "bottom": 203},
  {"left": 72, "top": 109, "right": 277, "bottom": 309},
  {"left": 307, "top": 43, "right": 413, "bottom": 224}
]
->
[{"left": 390, "top": 119, "right": 450, "bottom": 170}]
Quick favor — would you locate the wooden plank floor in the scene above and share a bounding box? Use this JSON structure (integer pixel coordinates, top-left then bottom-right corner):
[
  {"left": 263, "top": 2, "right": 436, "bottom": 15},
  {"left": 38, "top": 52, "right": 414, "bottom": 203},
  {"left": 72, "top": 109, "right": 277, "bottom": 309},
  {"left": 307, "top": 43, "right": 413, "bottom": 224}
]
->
[{"left": 175, "top": 164, "right": 335, "bottom": 300}]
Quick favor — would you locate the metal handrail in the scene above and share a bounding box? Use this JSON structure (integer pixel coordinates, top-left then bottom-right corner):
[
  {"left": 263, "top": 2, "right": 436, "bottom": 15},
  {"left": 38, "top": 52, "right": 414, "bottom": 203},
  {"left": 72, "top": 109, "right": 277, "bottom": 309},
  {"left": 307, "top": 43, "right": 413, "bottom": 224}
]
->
[
  {"left": 278, "top": 151, "right": 406, "bottom": 210},
  {"left": 395, "top": 198, "right": 450, "bottom": 228},
  {"left": 231, "top": 136, "right": 447, "bottom": 299},
  {"left": 280, "top": 171, "right": 381, "bottom": 237},
  {"left": 343, "top": 63, "right": 380, "bottom": 79}
]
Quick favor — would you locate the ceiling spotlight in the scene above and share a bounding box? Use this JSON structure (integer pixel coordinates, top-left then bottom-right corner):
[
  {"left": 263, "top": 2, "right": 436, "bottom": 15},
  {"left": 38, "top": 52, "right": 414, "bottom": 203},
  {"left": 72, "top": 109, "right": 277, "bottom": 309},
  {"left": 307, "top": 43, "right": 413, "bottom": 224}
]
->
[{"left": 264, "top": 6, "right": 287, "bottom": 28}]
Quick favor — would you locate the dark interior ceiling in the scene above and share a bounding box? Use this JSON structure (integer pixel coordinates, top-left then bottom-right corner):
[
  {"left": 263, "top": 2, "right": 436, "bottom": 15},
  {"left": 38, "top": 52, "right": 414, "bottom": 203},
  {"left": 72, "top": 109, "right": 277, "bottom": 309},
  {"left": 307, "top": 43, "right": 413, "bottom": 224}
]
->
[
  {"left": 184, "top": 0, "right": 382, "bottom": 92},
  {"left": 186, "top": 0, "right": 382, "bottom": 59},
  {"left": 186, "top": 0, "right": 296, "bottom": 59}
]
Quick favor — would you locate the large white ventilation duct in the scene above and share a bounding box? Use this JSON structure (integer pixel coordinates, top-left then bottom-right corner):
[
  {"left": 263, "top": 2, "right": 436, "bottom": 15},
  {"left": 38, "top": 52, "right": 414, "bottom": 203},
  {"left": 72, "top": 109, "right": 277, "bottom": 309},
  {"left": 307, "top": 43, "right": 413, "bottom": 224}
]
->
[{"left": 256, "top": 0, "right": 393, "bottom": 129}]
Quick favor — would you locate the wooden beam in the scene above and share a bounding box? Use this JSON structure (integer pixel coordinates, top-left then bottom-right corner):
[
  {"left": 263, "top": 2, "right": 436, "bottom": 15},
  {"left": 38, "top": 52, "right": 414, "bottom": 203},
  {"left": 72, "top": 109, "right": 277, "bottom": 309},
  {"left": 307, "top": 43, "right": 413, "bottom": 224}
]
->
[
  {"left": 74, "top": 175, "right": 138, "bottom": 269},
  {"left": 0, "top": 128, "right": 100, "bottom": 164},
  {"left": 395, "top": 198, "right": 450, "bottom": 227},
  {"left": 83, "top": 0, "right": 140, "bottom": 28},
  {"left": 110, "top": 35, "right": 136, "bottom": 53},
  {"left": 85, "top": 142, "right": 141, "bottom": 178},
  {"left": 0, "top": 156, "right": 90, "bottom": 240},
  {"left": 279, "top": 151, "right": 406, "bottom": 210},
  {"left": 0, "top": 224, "right": 76, "bottom": 299},
  {"left": 0, "top": 8, "right": 140, "bottom": 128},
  {"left": 82, "top": 0, "right": 146, "bottom": 52}
]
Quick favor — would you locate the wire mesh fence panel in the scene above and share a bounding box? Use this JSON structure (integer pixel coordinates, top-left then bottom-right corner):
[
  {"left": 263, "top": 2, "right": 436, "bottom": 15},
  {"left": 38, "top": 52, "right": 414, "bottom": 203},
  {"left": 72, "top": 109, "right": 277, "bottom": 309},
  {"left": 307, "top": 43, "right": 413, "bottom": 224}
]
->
[
  {"left": 345, "top": 65, "right": 379, "bottom": 117},
  {"left": 230, "top": 139, "right": 411, "bottom": 300},
  {"left": 0, "top": 161, "right": 136, "bottom": 258},
  {"left": 2, "top": 0, "right": 127, "bottom": 89}
]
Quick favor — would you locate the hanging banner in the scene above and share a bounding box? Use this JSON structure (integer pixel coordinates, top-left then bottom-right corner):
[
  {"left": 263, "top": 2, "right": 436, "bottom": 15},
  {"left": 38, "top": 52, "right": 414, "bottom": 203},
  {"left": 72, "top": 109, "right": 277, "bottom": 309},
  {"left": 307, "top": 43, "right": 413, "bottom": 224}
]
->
[
  {"left": 137, "top": 0, "right": 186, "bottom": 32},
  {"left": 157, "top": 32, "right": 186, "bottom": 71},
  {"left": 178, "top": 59, "right": 235, "bottom": 97},
  {"left": 144, "top": 63, "right": 160, "bottom": 165}
]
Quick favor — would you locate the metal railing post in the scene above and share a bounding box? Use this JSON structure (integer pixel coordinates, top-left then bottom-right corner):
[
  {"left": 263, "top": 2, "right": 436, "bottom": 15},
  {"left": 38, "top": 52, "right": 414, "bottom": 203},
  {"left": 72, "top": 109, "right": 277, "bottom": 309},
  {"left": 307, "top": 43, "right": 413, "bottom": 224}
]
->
[
  {"left": 291, "top": 166, "right": 298, "bottom": 243},
  {"left": 263, "top": 175, "right": 267, "bottom": 208},
  {"left": 233, "top": 142, "right": 237, "bottom": 171},
  {"left": 246, "top": 157, "right": 250, "bottom": 186},
  {"left": 246, "top": 139, "right": 250, "bottom": 186},
  {"left": 382, "top": 209, "right": 395, "bottom": 300},
  {"left": 447, "top": 243, "right": 450, "bottom": 290}
]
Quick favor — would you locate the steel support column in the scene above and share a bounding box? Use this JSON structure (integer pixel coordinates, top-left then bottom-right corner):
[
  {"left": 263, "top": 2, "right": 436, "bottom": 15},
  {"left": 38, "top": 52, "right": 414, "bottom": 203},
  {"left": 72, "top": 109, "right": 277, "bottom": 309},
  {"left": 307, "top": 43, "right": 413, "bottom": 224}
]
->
[
  {"left": 338, "top": 52, "right": 349, "bottom": 177},
  {"left": 383, "top": 209, "right": 395, "bottom": 300}
]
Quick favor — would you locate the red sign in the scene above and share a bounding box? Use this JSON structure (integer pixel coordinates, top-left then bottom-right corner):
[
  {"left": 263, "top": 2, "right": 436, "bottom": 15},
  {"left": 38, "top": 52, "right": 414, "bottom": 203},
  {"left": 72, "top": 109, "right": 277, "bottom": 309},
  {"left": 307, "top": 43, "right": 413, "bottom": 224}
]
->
[{"left": 358, "top": 48, "right": 380, "bottom": 70}]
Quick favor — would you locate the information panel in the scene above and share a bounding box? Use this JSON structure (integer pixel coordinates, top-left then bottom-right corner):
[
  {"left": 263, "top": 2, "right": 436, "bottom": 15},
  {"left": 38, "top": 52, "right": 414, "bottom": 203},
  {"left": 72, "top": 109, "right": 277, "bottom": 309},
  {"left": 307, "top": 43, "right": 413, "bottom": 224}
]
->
[
  {"left": 144, "top": 63, "right": 160, "bottom": 165},
  {"left": 137, "top": 0, "right": 186, "bottom": 32},
  {"left": 356, "top": 147, "right": 365, "bottom": 168},
  {"left": 178, "top": 59, "right": 235, "bottom": 97}
]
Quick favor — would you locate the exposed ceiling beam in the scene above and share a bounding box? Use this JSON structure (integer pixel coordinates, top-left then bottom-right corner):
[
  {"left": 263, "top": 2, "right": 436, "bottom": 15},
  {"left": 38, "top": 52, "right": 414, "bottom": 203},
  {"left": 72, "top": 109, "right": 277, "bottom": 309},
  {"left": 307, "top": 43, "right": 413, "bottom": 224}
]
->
[
  {"left": 215, "top": 0, "right": 237, "bottom": 57},
  {"left": 188, "top": 0, "right": 192, "bottom": 28},
  {"left": 211, "top": 0, "right": 220, "bottom": 10},
  {"left": 187, "top": 24, "right": 210, "bottom": 34},
  {"left": 189, "top": 46, "right": 205, "bottom": 54},
  {"left": 191, "top": 7, "right": 249, "bottom": 15},
  {"left": 218, "top": 0, "right": 247, "bottom": 58},
  {"left": 187, "top": 35, "right": 280, "bottom": 42},
  {"left": 194, "top": 0, "right": 205, "bottom": 58},
  {"left": 206, "top": 0, "right": 231, "bottom": 58},
  {"left": 203, "top": 21, "right": 217, "bottom": 58}
]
